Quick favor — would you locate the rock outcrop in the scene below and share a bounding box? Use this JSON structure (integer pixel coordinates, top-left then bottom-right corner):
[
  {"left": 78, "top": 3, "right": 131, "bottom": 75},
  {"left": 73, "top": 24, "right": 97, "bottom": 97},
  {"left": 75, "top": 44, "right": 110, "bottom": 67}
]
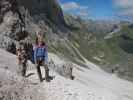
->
[{"left": 0, "top": 0, "right": 27, "bottom": 53}]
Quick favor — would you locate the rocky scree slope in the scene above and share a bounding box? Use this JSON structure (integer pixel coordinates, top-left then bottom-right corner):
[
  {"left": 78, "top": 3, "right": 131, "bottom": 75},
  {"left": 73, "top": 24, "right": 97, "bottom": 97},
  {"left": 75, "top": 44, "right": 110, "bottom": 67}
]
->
[{"left": 0, "top": 48, "right": 133, "bottom": 100}]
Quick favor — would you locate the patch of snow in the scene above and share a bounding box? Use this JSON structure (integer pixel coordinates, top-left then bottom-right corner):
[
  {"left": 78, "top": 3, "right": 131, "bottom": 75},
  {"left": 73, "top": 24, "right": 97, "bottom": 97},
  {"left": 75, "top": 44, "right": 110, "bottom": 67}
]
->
[
  {"left": 104, "top": 28, "right": 121, "bottom": 39},
  {"left": 93, "top": 56, "right": 102, "bottom": 61}
]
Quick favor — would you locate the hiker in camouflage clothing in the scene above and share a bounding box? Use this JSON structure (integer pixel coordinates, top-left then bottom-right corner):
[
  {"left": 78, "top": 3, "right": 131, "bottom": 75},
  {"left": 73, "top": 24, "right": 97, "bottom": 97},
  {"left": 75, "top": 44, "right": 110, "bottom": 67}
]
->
[{"left": 16, "top": 42, "right": 28, "bottom": 77}]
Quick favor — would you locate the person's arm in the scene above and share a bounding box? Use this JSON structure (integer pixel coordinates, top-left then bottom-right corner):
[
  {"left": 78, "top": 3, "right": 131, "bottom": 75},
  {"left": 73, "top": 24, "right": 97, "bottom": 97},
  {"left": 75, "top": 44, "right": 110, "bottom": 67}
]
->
[
  {"left": 44, "top": 45, "right": 48, "bottom": 64},
  {"left": 33, "top": 45, "right": 37, "bottom": 64}
]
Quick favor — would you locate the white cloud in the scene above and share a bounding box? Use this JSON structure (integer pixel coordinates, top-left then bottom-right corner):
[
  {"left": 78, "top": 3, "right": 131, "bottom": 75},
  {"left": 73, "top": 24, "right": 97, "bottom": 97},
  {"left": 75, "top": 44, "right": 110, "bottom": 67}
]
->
[
  {"left": 119, "top": 9, "right": 133, "bottom": 16},
  {"left": 78, "top": 8, "right": 89, "bottom": 17},
  {"left": 61, "top": 2, "right": 89, "bottom": 18},
  {"left": 78, "top": 12, "right": 89, "bottom": 17},
  {"left": 61, "top": 2, "right": 88, "bottom": 11},
  {"left": 114, "top": 0, "right": 133, "bottom": 8},
  {"left": 79, "top": 6, "right": 89, "bottom": 10},
  {"left": 114, "top": 0, "right": 133, "bottom": 18},
  {"left": 61, "top": 2, "right": 80, "bottom": 10}
]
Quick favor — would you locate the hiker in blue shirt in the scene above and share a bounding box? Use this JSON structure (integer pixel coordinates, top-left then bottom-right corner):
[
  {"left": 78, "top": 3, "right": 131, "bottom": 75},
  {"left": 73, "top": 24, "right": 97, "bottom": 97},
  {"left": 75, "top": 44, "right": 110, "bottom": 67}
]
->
[{"left": 33, "top": 31, "right": 50, "bottom": 82}]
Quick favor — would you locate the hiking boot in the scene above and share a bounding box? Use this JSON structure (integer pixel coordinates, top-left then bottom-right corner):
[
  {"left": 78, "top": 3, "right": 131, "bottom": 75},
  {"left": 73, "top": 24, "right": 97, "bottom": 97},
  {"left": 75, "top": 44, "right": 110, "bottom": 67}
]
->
[
  {"left": 36, "top": 65, "right": 43, "bottom": 82},
  {"left": 40, "top": 78, "right": 44, "bottom": 82},
  {"left": 22, "top": 63, "right": 27, "bottom": 77},
  {"left": 70, "top": 76, "right": 75, "bottom": 80},
  {"left": 45, "top": 78, "right": 50, "bottom": 82},
  {"left": 45, "top": 70, "right": 51, "bottom": 82}
]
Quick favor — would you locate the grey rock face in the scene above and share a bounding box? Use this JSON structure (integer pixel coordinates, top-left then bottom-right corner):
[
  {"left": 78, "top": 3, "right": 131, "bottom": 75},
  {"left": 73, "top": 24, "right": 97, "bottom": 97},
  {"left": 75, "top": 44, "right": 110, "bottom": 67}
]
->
[
  {"left": 0, "top": 11, "right": 25, "bottom": 40},
  {"left": 0, "top": 0, "right": 26, "bottom": 52},
  {"left": 17, "top": 0, "right": 66, "bottom": 26}
]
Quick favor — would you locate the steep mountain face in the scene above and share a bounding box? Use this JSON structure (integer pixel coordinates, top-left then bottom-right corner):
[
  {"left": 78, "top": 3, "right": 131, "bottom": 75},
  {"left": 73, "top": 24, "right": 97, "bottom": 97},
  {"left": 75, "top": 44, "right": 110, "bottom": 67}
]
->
[{"left": 17, "top": 0, "right": 66, "bottom": 26}]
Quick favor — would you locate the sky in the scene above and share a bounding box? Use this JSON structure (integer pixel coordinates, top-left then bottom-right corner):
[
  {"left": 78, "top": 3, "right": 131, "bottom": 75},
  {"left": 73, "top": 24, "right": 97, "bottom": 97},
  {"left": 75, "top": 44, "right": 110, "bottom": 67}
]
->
[{"left": 58, "top": 0, "right": 133, "bottom": 21}]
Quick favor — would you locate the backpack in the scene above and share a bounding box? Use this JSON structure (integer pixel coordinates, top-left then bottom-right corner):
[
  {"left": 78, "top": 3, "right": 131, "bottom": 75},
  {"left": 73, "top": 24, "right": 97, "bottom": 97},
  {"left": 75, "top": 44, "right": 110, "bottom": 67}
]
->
[{"left": 33, "top": 45, "right": 48, "bottom": 63}]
